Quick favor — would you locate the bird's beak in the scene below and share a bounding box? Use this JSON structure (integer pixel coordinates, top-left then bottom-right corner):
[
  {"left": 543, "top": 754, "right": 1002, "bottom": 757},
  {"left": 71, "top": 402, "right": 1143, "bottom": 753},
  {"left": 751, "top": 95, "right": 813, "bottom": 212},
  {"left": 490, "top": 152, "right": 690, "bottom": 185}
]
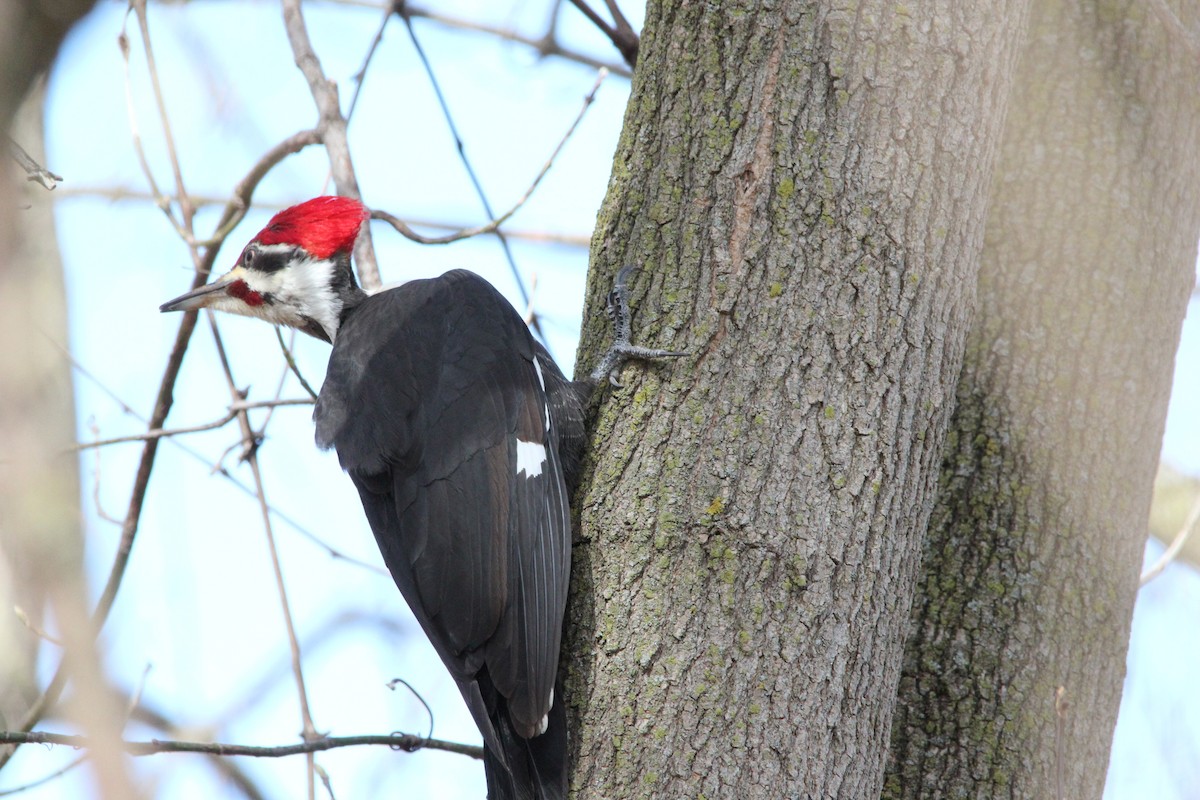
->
[{"left": 159, "top": 272, "right": 234, "bottom": 313}]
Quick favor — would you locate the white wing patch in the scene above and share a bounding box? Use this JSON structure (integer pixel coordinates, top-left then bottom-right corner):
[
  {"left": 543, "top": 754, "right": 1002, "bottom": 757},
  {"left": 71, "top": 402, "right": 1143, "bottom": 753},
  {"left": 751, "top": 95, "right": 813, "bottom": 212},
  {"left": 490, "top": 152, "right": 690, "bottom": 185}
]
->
[
  {"left": 535, "top": 688, "right": 555, "bottom": 735},
  {"left": 515, "top": 438, "right": 546, "bottom": 479}
]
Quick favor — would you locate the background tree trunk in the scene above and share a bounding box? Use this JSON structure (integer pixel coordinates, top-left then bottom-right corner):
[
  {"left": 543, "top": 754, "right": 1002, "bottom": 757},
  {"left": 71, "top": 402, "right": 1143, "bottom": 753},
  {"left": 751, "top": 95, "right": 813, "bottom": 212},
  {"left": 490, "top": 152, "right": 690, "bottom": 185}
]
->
[
  {"left": 0, "top": 85, "right": 68, "bottom": 746},
  {"left": 1, "top": 5, "right": 139, "bottom": 792},
  {"left": 568, "top": 2, "right": 1031, "bottom": 796},
  {"left": 886, "top": 1, "right": 1200, "bottom": 797}
]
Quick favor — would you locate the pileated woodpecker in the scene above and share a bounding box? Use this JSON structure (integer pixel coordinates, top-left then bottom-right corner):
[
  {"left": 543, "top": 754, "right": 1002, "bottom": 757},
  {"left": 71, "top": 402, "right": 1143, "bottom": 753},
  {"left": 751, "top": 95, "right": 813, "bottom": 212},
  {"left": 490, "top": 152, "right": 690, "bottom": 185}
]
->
[{"left": 160, "top": 196, "right": 679, "bottom": 800}]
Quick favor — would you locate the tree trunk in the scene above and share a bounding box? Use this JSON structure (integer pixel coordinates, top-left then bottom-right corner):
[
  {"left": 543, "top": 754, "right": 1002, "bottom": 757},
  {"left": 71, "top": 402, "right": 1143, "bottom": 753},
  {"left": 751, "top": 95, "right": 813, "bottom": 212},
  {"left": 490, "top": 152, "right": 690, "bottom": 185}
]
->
[
  {"left": 885, "top": 2, "right": 1200, "bottom": 798},
  {"left": 1, "top": 34, "right": 139, "bottom": 796},
  {"left": 568, "top": 2, "right": 1031, "bottom": 796},
  {"left": 0, "top": 85, "right": 69, "bottom": 743}
]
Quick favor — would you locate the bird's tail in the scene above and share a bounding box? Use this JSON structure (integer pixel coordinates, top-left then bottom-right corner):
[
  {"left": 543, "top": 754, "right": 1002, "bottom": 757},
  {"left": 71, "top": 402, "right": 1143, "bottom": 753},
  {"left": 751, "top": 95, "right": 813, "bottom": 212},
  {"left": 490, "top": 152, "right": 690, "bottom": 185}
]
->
[{"left": 482, "top": 686, "right": 567, "bottom": 800}]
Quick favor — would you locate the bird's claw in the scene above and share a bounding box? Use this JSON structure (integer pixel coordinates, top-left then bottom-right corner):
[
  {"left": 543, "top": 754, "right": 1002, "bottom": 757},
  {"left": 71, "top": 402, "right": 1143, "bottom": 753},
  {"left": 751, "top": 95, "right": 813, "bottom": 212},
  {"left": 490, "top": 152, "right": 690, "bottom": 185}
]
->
[{"left": 590, "top": 265, "right": 685, "bottom": 385}]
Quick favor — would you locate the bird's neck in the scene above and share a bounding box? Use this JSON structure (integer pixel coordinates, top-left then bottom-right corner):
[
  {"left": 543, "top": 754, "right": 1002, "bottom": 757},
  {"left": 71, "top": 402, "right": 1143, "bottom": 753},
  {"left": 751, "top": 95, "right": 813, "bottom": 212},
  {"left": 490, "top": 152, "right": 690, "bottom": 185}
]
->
[
  {"left": 298, "top": 253, "right": 368, "bottom": 344},
  {"left": 332, "top": 284, "right": 368, "bottom": 337}
]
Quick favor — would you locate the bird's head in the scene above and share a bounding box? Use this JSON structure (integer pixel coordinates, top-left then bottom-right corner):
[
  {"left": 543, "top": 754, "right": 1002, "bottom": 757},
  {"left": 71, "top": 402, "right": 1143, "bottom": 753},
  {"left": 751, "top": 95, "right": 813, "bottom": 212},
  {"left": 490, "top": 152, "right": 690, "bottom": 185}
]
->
[{"left": 160, "top": 196, "right": 370, "bottom": 343}]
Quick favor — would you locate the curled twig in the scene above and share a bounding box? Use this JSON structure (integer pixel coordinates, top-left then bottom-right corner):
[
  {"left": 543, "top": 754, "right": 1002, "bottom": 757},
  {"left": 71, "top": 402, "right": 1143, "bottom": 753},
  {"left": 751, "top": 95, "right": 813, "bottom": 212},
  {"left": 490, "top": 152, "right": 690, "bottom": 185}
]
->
[{"left": 1141, "top": 489, "right": 1200, "bottom": 585}]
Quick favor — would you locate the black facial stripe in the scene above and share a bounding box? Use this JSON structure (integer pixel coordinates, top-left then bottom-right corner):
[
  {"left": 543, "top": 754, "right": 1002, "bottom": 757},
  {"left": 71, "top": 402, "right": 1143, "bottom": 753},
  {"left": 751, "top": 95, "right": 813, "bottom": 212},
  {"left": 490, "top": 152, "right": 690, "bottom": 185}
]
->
[{"left": 247, "top": 248, "right": 291, "bottom": 274}]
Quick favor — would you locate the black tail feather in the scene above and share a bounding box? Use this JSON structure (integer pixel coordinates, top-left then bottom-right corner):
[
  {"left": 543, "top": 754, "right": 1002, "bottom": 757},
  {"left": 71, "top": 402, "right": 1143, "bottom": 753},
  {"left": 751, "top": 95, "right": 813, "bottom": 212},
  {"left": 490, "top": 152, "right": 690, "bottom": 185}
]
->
[{"left": 482, "top": 679, "right": 567, "bottom": 800}]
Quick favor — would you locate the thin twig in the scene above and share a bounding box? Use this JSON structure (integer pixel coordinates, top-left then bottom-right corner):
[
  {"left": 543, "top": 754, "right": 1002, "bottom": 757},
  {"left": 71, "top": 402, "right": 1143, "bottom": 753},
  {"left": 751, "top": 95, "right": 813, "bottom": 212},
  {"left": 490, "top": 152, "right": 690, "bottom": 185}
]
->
[
  {"left": 372, "top": 68, "right": 607, "bottom": 247},
  {"left": 315, "top": 763, "right": 336, "bottom": 800},
  {"left": 522, "top": 273, "right": 539, "bottom": 325},
  {"left": 7, "top": 136, "right": 63, "bottom": 190},
  {"left": 72, "top": 398, "right": 314, "bottom": 451},
  {"left": 63, "top": 350, "right": 379, "bottom": 571},
  {"left": 54, "top": 186, "right": 590, "bottom": 247},
  {"left": 118, "top": 17, "right": 189, "bottom": 244},
  {"left": 566, "top": 0, "right": 639, "bottom": 66},
  {"left": 396, "top": 6, "right": 535, "bottom": 324},
  {"left": 12, "top": 607, "right": 63, "bottom": 647},
  {"left": 274, "top": 328, "right": 320, "bottom": 401},
  {"left": 206, "top": 312, "right": 321, "bottom": 800},
  {"left": 0, "top": 753, "right": 90, "bottom": 796},
  {"left": 87, "top": 418, "right": 124, "bottom": 524},
  {"left": 345, "top": 0, "right": 392, "bottom": 124},
  {"left": 1140, "top": 490, "right": 1200, "bottom": 585},
  {"left": 312, "top": 0, "right": 632, "bottom": 76},
  {"left": 386, "top": 678, "right": 434, "bottom": 742},
  {"left": 131, "top": 0, "right": 194, "bottom": 228},
  {"left": 0, "top": 731, "right": 483, "bottom": 760}
]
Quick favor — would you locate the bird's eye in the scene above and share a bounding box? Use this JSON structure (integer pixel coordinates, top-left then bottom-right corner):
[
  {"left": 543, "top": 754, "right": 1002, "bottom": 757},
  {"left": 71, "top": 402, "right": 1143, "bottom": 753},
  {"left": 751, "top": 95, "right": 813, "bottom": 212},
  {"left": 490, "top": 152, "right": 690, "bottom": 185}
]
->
[{"left": 243, "top": 248, "right": 256, "bottom": 267}]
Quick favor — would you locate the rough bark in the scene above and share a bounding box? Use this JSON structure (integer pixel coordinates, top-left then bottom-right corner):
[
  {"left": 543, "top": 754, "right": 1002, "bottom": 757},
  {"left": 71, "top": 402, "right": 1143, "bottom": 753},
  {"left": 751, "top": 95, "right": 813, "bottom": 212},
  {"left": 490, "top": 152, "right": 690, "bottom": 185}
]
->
[
  {"left": 886, "top": 1, "right": 1200, "bottom": 798},
  {"left": 568, "top": 2, "right": 1030, "bottom": 797}
]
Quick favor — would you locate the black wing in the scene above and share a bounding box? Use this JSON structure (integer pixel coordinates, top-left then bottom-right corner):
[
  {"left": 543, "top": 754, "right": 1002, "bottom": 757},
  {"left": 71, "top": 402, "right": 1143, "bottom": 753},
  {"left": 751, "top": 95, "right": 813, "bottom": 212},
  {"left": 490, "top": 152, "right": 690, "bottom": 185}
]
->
[{"left": 314, "top": 270, "right": 571, "bottom": 747}]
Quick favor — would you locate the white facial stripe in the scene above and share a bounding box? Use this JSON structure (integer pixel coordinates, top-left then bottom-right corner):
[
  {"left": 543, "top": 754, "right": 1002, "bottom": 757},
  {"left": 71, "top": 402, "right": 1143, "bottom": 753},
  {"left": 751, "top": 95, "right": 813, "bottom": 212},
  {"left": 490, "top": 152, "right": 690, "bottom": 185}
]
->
[
  {"left": 240, "top": 256, "right": 343, "bottom": 341},
  {"left": 515, "top": 439, "right": 546, "bottom": 478},
  {"left": 253, "top": 243, "right": 295, "bottom": 257}
]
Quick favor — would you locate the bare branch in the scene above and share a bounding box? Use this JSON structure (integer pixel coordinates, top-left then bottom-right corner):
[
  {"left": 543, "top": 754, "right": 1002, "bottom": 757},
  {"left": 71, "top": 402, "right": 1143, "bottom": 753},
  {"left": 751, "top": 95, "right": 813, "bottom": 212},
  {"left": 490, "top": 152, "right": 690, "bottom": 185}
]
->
[
  {"left": 201, "top": 128, "right": 323, "bottom": 252},
  {"left": 313, "top": 0, "right": 631, "bottom": 76},
  {"left": 130, "top": 0, "right": 195, "bottom": 228},
  {"left": 399, "top": 2, "right": 631, "bottom": 76},
  {"left": 65, "top": 347, "right": 383, "bottom": 572},
  {"left": 371, "top": 68, "right": 607, "bottom": 245},
  {"left": 280, "top": 0, "right": 380, "bottom": 289},
  {"left": 55, "top": 185, "right": 589, "bottom": 247},
  {"left": 118, "top": 20, "right": 189, "bottom": 244},
  {"left": 565, "top": 0, "right": 639, "bottom": 66},
  {"left": 72, "top": 398, "right": 314, "bottom": 451},
  {"left": 603, "top": 0, "right": 637, "bottom": 44},
  {"left": 345, "top": 1, "right": 391, "bottom": 125},
  {"left": 0, "top": 730, "right": 483, "bottom": 760}
]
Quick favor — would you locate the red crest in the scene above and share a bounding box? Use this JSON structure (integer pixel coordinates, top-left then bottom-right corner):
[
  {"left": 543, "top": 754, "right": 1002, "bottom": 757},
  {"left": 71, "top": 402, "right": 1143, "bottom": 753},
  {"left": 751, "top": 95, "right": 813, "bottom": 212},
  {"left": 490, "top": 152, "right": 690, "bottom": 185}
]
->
[{"left": 254, "top": 196, "right": 369, "bottom": 259}]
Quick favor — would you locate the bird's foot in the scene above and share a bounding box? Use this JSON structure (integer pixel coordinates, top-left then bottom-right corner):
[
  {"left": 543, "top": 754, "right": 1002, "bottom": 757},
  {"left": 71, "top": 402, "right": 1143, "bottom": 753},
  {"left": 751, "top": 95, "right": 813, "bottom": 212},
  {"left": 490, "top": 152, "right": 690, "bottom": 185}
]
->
[{"left": 589, "top": 265, "right": 685, "bottom": 387}]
